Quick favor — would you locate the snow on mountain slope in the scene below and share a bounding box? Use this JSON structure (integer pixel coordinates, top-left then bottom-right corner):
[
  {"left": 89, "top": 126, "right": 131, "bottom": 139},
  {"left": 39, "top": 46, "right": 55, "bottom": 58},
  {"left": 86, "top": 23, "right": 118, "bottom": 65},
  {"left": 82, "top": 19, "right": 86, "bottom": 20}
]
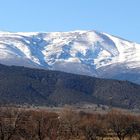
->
[{"left": 0, "top": 30, "right": 140, "bottom": 84}]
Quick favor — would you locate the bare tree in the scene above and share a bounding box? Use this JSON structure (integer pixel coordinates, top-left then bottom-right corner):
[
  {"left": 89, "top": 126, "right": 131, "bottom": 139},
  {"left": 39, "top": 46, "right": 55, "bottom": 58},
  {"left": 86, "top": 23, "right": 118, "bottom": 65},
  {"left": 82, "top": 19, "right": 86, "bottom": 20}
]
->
[
  {"left": 17, "top": 110, "right": 37, "bottom": 140},
  {"left": 58, "top": 108, "right": 80, "bottom": 140},
  {"left": 32, "top": 110, "right": 59, "bottom": 140},
  {"left": 0, "top": 107, "right": 22, "bottom": 140},
  {"left": 107, "top": 110, "right": 137, "bottom": 140},
  {"left": 125, "top": 116, "right": 140, "bottom": 140},
  {"left": 80, "top": 114, "right": 107, "bottom": 140}
]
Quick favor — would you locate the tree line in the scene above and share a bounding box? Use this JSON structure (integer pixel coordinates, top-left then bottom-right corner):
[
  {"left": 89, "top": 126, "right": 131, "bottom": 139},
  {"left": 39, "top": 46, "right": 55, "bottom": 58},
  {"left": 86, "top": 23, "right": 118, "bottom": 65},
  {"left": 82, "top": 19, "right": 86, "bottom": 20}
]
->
[{"left": 0, "top": 107, "right": 140, "bottom": 140}]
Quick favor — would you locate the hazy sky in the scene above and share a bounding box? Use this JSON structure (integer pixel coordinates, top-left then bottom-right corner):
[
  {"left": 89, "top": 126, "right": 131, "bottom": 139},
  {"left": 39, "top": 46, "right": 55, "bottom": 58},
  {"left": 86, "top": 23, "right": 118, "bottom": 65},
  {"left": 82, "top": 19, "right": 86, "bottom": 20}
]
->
[{"left": 0, "top": 0, "right": 140, "bottom": 42}]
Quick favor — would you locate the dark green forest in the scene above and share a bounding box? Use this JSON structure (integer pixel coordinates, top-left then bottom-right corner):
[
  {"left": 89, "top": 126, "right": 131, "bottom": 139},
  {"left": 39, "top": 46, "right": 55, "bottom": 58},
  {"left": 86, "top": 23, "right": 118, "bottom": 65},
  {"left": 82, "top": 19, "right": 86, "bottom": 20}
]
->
[{"left": 0, "top": 64, "right": 140, "bottom": 109}]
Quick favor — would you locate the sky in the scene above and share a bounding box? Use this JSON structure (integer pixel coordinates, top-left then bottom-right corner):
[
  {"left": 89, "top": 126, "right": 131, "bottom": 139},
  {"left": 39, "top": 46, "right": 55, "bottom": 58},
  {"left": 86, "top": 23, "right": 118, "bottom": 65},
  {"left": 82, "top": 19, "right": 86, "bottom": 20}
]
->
[{"left": 0, "top": 0, "right": 140, "bottom": 43}]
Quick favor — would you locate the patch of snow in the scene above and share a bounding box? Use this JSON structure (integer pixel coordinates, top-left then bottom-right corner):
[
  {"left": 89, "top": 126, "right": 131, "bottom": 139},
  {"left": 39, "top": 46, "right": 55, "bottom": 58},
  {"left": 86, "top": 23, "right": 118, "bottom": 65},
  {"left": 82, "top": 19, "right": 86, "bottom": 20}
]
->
[{"left": 0, "top": 30, "right": 140, "bottom": 84}]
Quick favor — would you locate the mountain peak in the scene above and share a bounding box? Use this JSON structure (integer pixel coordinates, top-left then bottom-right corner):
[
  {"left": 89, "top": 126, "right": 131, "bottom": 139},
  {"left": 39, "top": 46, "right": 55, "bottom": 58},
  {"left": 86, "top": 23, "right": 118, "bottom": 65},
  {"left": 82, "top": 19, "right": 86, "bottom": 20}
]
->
[{"left": 0, "top": 30, "right": 140, "bottom": 84}]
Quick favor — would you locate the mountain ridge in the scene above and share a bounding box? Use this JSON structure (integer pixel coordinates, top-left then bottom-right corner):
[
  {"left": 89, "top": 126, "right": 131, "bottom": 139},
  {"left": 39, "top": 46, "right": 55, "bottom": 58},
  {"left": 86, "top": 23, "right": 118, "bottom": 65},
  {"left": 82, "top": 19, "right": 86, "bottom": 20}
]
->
[
  {"left": 0, "top": 30, "right": 140, "bottom": 84},
  {"left": 0, "top": 63, "right": 140, "bottom": 109}
]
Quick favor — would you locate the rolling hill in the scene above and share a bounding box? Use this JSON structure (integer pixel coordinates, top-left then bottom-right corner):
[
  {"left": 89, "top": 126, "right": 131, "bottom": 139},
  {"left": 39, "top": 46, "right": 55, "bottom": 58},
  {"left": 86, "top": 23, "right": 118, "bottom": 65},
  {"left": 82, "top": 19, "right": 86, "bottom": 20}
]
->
[{"left": 0, "top": 64, "right": 140, "bottom": 109}]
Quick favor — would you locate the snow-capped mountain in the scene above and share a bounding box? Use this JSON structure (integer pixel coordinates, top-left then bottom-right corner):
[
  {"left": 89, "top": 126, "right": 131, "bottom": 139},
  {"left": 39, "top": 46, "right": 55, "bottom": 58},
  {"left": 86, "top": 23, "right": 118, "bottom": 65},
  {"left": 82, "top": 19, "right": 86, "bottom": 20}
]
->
[{"left": 0, "top": 30, "right": 140, "bottom": 84}]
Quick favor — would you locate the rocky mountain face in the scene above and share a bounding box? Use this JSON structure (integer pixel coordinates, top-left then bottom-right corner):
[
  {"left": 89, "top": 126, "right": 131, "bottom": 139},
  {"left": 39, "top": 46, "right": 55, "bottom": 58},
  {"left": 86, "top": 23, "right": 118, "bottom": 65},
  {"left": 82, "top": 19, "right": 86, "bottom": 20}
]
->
[{"left": 0, "top": 30, "right": 140, "bottom": 84}]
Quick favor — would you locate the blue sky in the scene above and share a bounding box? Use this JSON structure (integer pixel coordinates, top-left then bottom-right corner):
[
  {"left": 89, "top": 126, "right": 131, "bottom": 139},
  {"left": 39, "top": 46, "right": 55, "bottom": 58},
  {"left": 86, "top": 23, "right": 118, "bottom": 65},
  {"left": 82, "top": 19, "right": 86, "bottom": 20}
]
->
[{"left": 0, "top": 0, "right": 140, "bottom": 42}]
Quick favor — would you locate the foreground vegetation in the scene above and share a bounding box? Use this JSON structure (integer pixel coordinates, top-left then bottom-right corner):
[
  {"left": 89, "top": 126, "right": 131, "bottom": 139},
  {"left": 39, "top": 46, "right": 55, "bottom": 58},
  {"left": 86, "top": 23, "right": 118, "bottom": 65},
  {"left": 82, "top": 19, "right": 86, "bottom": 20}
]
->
[{"left": 0, "top": 107, "right": 140, "bottom": 140}]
